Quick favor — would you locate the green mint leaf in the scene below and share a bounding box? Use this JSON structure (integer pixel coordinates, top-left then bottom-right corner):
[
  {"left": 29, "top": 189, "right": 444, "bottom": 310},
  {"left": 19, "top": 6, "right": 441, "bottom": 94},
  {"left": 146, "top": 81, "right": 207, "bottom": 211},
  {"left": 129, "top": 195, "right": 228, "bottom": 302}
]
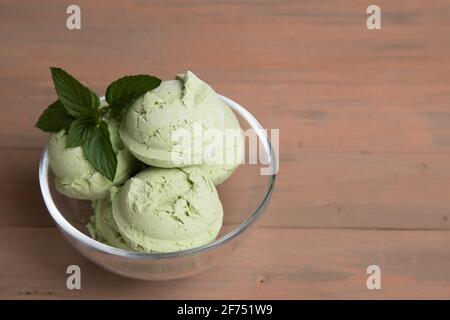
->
[
  {"left": 82, "top": 121, "right": 117, "bottom": 181},
  {"left": 50, "top": 67, "right": 100, "bottom": 117},
  {"left": 35, "top": 100, "right": 75, "bottom": 132},
  {"left": 66, "top": 116, "right": 96, "bottom": 148},
  {"left": 105, "top": 74, "right": 161, "bottom": 118}
]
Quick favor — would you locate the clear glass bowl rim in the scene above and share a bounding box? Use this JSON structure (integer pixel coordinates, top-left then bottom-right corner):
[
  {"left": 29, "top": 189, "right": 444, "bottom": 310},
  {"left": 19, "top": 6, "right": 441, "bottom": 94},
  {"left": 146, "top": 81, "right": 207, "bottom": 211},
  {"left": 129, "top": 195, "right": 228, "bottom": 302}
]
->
[{"left": 38, "top": 95, "right": 277, "bottom": 259}]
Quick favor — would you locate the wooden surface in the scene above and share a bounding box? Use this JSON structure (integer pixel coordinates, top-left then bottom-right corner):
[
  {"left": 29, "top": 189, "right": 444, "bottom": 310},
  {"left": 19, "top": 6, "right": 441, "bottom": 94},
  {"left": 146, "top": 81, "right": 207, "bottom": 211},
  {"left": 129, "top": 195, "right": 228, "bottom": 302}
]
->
[{"left": 1, "top": 0, "right": 450, "bottom": 299}]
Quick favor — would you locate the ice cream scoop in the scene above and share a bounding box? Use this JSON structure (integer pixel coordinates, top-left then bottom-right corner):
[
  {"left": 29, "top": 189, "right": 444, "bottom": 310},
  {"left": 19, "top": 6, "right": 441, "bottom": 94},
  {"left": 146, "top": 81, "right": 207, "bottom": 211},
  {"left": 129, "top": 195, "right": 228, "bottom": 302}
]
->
[
  {"left": 87, "top": 198, "right": 131, "bottom": 250},
  {"left": 48, "top": 118, "right": 140, "bottom": 200},
  {"left": 111, "top": 167, "right": 223, "bottom": 252},
  {"left": 119, "top": 71, "right": 243, "bottom": 185}
]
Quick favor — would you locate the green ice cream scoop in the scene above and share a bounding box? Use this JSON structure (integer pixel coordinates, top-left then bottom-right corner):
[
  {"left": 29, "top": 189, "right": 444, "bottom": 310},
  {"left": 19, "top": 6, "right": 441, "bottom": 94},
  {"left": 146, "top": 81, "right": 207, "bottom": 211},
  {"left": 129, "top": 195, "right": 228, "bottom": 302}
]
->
[
  {"left": 48, "top": 118, "right": 140, "bottom": 200},
  {"left": 119, "top": 71, "right": 243, "bottom": 185},
  {"left": 111, "top": 167, "right": 223, "bottom": 253},
  {"left": 87, "top": 198, "right": 131, "bottom": 250}
]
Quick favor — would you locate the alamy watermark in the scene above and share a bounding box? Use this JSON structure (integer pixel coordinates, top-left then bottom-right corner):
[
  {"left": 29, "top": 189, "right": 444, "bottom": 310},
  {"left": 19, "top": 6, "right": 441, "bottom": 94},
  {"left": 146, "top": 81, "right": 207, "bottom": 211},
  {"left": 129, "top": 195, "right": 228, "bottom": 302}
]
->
[
  {"left": 366, "top": 265, "right": 381, "bottom": 290},
  {"left": 170, "top": 125, "right": 279, "bottom": 175},
  {"left": 66, "top": 5, "right": 81, "bottom": 30},
  {"left": 366, "top": 5, "right": 381, "bottom": 30},
  {"left": 66, "top": 265, "right": 81, "bottom": 290}
]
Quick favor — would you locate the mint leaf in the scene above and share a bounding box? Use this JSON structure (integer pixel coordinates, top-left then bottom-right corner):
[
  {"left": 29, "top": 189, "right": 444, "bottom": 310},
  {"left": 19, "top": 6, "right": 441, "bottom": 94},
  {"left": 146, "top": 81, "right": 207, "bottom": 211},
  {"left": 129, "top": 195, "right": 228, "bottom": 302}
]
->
[
  {"left": 35, "top": 100, "right": 75, "bottom": 132},
  {"left": 66, "top": 116, "right": 96, "bottom": 148},
  {"left": 50, "top": 67, "right": 100, "bottom": 117},
  {"left": 106, "top": 75, "right": 161, "bottom": 118},
  {"left": 82, "top": 121, "right": 117, "bottom": 181}
]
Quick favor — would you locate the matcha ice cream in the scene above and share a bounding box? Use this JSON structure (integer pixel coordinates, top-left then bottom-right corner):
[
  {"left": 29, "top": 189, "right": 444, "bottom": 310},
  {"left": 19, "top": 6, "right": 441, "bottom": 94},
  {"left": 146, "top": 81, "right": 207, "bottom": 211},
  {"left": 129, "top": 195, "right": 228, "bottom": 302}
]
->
[
  {"left": 111, "top": 167, "right": 223, "bottom": 252},
  {"left": 48, "top": 118, "right": 139, "bottom": 200},
  {"left": 87, "top": 198, "right": 131, "bottom": 250},
  {"left": 38, "top": 68, "right": 242, "bottom": 255},
  {"left": 119, "top": 71, "right": 243, "bottom": 185}
]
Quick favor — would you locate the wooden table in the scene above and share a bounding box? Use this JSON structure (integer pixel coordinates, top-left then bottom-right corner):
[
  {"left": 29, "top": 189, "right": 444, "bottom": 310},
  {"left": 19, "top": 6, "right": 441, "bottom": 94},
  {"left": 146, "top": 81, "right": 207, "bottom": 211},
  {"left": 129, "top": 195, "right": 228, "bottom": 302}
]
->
[{"left": 1, "top": 0, "right": 450, "bottom": 299}]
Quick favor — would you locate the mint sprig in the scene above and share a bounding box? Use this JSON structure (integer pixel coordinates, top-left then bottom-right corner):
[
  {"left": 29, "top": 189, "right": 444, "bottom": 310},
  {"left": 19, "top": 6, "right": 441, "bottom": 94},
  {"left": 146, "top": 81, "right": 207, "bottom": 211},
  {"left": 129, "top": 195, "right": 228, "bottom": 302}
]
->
[
  {"left": 35, "top": 100, "right": 75, "bottom": 132},
  {"left": 50, "top": 67, "right": 100, "bottom": 118},
  {"left": 66, "top": 116, "right": 96, "bottom": 148},
  {"left": 35, "top": 67, "right": 161, "bottom": 182},
  {"left": 106, "top": 74, "right": 161, "bottom": 118},
  {"left": 82, "top": 121, "right": 117, "bottom": 181}
]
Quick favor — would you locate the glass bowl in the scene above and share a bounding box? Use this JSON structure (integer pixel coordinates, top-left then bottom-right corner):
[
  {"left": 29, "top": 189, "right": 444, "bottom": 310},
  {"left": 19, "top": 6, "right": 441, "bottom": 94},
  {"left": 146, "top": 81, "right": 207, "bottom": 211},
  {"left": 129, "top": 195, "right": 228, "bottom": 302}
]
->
[{"left": 38, "top": 95, "right": 276, "bottom": 280}]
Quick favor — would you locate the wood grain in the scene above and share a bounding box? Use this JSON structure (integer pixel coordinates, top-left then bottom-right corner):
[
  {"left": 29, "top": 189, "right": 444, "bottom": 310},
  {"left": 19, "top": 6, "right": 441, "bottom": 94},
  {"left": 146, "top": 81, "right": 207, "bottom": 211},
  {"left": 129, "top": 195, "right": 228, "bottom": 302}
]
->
[
  {"left": 1, "top": 0, "right": 450, "bottom": 299},
  {"left": 2, "top": 227, "right": 450, "bottom": 299},
  {"left": 2, "top": 149, "right": 450, "bottom": 230}
]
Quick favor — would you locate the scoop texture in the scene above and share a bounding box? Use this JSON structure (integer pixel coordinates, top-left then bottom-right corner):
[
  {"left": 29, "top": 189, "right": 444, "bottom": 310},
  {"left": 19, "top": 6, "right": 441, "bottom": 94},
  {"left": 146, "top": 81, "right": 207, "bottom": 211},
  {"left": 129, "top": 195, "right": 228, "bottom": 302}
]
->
[{"left": 111, "top": 167, "right": 223, "bottom": 252}]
